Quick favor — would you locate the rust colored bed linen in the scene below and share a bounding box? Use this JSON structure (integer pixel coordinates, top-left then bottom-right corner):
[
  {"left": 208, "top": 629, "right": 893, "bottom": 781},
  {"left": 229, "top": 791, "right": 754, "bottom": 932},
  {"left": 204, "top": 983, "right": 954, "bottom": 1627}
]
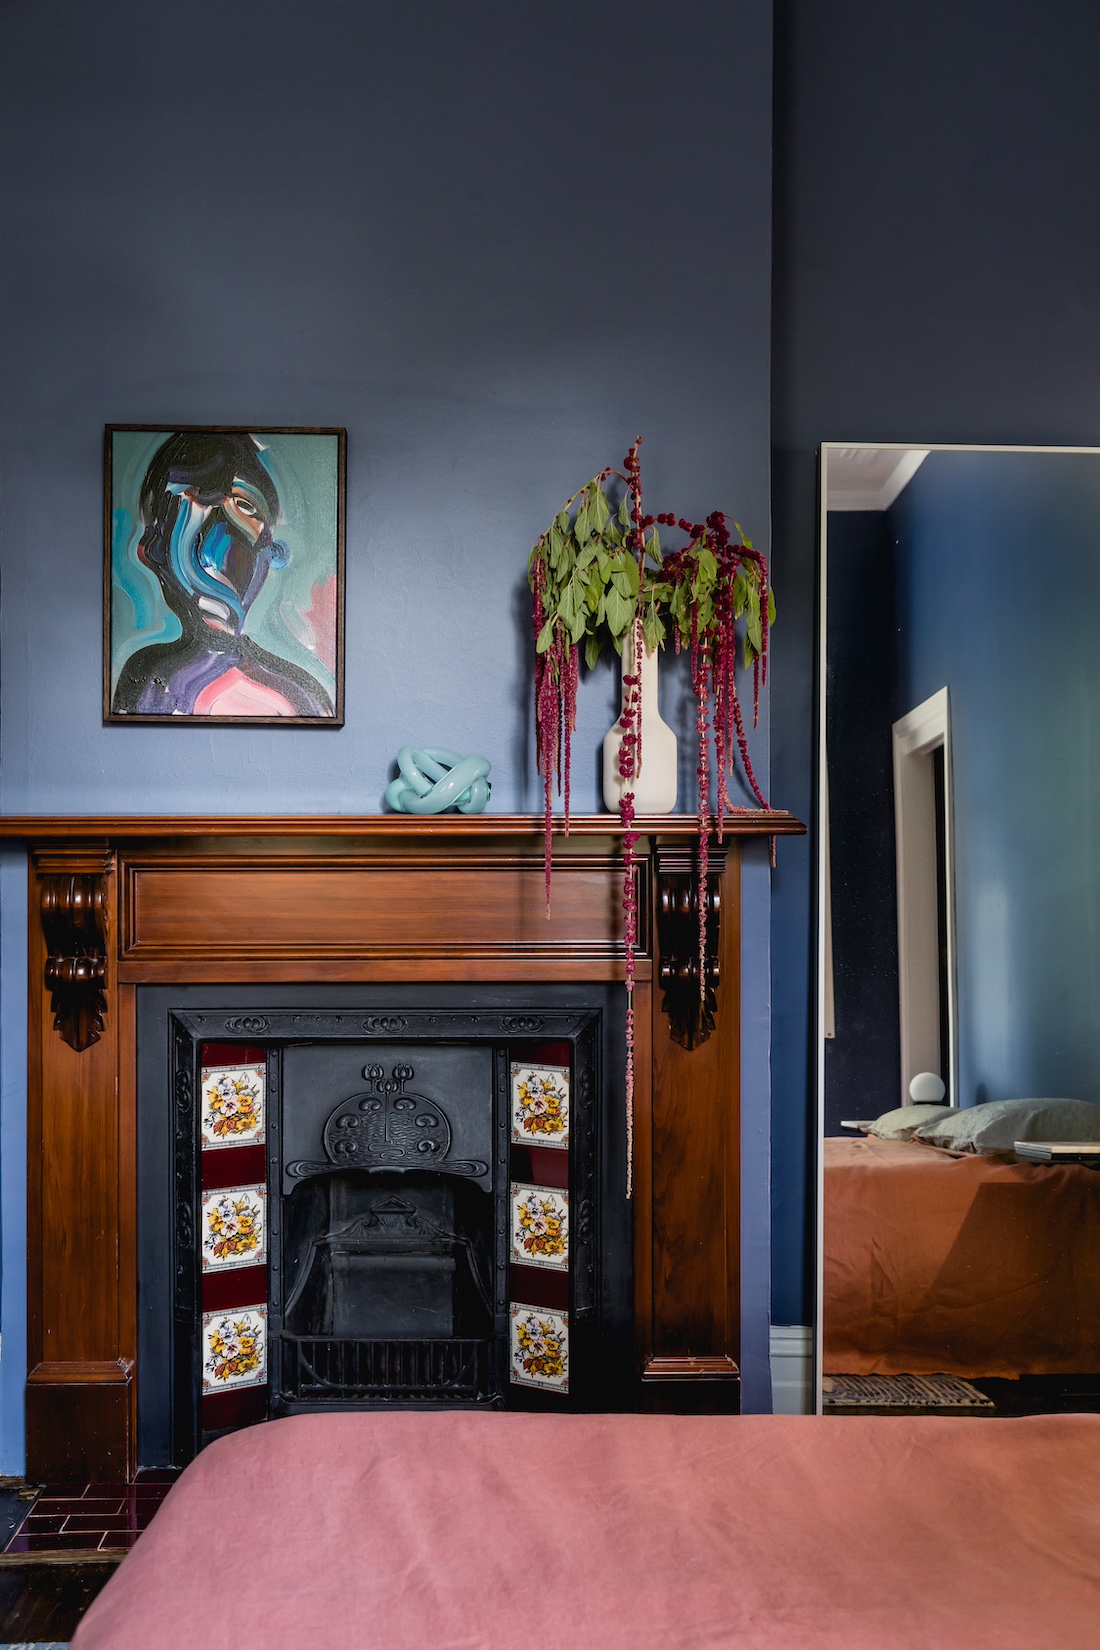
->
[
  {"left": 824, "top": 1134, "right": 1100, "bottom": 1375},
  {"left": 73, "top": 1411, "right": 1100, "bottom": 1650}
]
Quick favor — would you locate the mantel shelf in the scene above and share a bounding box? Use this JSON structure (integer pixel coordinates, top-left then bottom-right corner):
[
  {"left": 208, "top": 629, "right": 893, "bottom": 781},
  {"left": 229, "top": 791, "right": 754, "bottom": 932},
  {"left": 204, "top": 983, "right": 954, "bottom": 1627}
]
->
[{"left": 0, "top": 810, "right": 804, "bottom": 841}]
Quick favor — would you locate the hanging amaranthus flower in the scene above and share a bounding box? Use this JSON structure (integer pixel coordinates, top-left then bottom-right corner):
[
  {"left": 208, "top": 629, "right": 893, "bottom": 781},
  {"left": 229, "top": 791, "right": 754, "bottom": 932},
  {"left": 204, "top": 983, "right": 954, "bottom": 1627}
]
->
[
  {"left": 654, "top": 509, "right": 774, "bottom": 993},
  {"left": 615, "top": 439, "right": 648, "bottom": 1197},
  {"left": 529, "top": 462, "right": 644, "bottom": 912},
  {"left": 528, "top": 445, "right": 775, "bottom": 1193}
]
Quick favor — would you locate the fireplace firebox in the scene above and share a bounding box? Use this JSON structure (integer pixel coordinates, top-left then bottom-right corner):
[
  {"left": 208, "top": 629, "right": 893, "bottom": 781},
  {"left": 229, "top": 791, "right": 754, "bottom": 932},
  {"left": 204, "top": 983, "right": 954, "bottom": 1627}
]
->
[{"left": 140, "top": 987, "right": 626, "bottom": 1465}]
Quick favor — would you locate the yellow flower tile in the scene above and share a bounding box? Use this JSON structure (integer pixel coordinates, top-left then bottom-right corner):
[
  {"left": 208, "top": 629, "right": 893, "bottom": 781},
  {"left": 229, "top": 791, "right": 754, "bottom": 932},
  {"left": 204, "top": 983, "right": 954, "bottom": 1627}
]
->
[
  {"left": 509, "top": 1303, "right": 569, "bottom": 1392},
  {"left": 200, "top": 1064, "right": 266, "bottom": 1149},
  {"left": 200, "top": 1184, "right": 267, "bottom": 1271},
  {"left": 510, "top": 1062, "right": 569, "bottom": 1149},
  {"left": 201, "top": 1306, "right": 267, "bottom": 1392},
  {"left": 510, "top": 1182, "right": 569, "bottom": 1271}
]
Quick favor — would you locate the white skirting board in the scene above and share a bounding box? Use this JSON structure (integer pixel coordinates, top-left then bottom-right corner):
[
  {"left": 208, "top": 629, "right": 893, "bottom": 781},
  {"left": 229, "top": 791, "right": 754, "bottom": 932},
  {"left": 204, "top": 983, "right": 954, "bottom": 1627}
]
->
[{"left": 769, "top": 1325, "right": 813, "bottom": 1414}]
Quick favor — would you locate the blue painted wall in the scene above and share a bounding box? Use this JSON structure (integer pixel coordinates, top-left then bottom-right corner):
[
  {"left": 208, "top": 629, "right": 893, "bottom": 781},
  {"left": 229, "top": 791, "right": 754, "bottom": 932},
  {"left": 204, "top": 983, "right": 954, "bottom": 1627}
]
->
[
  {"left": 893, "top": 450, "right": 1100, "bottom": 1108},
  {"left": 1, "top": 0, "right": 771, "bottom": 817},
  {"left": 771, "top": 0, "right": 1100, "bottom": 1324},
  {"left": 0, "top": 0, "right": 776, "bottom": 1463}
]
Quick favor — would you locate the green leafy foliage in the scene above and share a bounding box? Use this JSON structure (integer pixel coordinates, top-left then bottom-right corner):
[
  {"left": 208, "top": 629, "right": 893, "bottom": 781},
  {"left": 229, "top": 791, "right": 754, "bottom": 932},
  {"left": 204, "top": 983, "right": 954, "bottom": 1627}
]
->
[
  {"left": 528, "top": 473, "right": 773, "bottom": 680},
  {"left": 528, "top": 474, "right": 642, "bottom": 673}
]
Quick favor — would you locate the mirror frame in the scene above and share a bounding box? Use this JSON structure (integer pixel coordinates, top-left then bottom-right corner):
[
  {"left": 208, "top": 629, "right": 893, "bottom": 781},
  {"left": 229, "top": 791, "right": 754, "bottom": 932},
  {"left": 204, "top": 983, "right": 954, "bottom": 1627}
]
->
[{"left": 812, "top": 441, "right": 1100, "bottom": 1413}]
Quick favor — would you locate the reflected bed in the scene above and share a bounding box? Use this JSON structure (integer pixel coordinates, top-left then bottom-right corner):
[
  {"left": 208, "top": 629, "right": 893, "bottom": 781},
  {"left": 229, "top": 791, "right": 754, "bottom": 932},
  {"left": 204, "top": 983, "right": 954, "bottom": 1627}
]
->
[{"left": 824, "top": 1134, "right": 1100, "bottom": 1376}]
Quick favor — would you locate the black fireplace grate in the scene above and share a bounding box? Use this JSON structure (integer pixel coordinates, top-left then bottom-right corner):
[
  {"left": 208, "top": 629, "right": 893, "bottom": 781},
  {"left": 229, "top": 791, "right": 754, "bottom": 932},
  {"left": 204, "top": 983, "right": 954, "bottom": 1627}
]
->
[{"left": 280, "top": 1333, "right": 495, "bottom": 1404}]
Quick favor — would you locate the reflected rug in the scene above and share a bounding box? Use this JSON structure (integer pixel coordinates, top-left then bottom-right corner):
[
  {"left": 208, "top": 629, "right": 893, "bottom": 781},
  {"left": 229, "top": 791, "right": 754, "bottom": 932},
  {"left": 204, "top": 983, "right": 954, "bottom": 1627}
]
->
[{"left": 823, "top": 1373, "right": 994, "bottom": 1409}]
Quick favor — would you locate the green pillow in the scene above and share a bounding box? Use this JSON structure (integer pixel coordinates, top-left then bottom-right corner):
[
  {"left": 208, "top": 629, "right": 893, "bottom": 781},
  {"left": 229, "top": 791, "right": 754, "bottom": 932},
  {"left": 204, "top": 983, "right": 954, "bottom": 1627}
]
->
[
  {"left": 868, "top": 1104, "right": 954, "bottom": 1141},
  {"left": 913, "top": 1097, "right": 1100, "bottom": 1153}
]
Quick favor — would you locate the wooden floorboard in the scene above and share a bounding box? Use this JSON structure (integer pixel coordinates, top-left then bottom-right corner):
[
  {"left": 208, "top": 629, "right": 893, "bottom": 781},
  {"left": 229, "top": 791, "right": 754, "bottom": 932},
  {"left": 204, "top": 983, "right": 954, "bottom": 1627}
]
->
[{"left": 0, "top": 1560, "right": 113, "bottom": 1639}]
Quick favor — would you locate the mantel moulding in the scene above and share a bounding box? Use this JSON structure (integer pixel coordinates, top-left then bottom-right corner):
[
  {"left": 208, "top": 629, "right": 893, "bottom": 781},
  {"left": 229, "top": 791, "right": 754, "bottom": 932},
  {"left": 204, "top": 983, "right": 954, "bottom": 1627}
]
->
[{"left": 0, "top": 811, "right": 803, "bottom": 841}]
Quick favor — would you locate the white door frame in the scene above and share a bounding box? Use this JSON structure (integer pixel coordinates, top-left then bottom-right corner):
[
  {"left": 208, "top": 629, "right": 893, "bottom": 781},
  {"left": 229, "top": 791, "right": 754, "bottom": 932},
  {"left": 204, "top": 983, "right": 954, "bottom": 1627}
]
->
[{"left": 892, "top": 687, "right": 957, "bottom": 1108}]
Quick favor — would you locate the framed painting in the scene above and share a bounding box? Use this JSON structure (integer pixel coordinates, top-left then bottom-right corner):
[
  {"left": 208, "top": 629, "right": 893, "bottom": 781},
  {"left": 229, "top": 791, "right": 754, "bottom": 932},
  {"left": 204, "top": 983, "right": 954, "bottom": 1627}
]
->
[{"left": 104, "top": 425, "right": 345, "bottom": 724}]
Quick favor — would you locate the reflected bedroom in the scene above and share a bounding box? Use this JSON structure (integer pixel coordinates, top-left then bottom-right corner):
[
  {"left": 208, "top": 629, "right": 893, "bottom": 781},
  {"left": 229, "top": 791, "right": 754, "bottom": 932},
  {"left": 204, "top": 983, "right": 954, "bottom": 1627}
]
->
[{"left": 818, "top": 443, "right": 1100, "bottom": 1418}]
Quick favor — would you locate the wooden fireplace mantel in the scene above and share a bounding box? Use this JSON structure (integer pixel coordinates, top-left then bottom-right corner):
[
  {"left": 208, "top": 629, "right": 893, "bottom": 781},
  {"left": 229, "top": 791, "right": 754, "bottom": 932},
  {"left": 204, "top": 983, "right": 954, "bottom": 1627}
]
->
[
  {"left": 5, "top": 810, "right": 804, "bottom": 1480},
  {"left": 0, "top": 812, "right": 797, "bottom": 839}
]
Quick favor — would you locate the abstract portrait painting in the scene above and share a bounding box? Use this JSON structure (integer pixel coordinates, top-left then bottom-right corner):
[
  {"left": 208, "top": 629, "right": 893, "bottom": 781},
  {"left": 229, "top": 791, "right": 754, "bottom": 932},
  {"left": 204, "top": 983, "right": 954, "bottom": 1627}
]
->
[{"left": 104, "top": 426, "right": 345, "bottom": 724}]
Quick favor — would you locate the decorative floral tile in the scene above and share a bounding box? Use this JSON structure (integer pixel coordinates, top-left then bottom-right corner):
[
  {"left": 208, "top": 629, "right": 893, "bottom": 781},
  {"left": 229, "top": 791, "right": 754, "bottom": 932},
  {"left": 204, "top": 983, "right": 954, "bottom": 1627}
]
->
[
  {"left": 200, "top": 1183, "right": 267, "bottom": 1271},
  {"left": 510, "top": 1062, "right": 569, "bottom": 1149},
  {"left": 200, "top": 1063, "right": 266, "bottom": 1148},
  {"left": 510, "top": 1183, "right": 569, "bottom": 1271},
  {"left": 509, "top": 1303, "right": 569, "bottom": 1393},
  {"left": 201, "top": 1305, "right": 267, "bottom": 1392}
]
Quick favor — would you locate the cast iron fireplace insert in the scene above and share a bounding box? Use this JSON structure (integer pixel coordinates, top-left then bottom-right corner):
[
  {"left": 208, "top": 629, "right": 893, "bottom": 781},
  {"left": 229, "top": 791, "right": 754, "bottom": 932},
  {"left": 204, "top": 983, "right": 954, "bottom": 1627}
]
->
[{"left": 137, "top": 984, "right": 631, "bottom": 1467}]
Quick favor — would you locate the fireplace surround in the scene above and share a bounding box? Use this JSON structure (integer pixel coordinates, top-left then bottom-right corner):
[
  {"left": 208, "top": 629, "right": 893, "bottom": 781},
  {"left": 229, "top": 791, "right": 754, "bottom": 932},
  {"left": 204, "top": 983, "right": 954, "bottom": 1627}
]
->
[
  {"left": 140, "top": 986, "right": 628, "bottom": 1465},
  {"left": 2, "top": 810, "right": 803, "bottom": 1481}
]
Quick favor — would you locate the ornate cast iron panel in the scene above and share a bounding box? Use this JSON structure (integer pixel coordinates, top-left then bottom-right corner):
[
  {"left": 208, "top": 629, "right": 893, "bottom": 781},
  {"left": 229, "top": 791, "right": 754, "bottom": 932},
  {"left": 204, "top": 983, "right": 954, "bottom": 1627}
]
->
[
  {"left": 654, "top": 840, "right": 728, "bottom": 1051},
  {"left": 285, "top": 1062, "right": 490, "bottom": 1180},
  {"left": 36, "top": 847, "right": 111, "bottom": 1052}
]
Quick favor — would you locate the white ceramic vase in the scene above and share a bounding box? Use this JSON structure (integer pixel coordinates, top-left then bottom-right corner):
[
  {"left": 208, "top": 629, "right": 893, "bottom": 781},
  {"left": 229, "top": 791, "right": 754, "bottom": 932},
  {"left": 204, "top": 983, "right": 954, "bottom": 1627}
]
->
[{"left": 602, "top": 631, "right": 678, "bottom": 813}]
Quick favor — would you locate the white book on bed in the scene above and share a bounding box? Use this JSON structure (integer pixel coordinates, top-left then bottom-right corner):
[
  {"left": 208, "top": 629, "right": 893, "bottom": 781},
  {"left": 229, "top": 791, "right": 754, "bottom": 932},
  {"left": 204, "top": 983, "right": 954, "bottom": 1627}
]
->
[{"left": 1013, "top": 1140, "right": 1100, "bottom": 1163}]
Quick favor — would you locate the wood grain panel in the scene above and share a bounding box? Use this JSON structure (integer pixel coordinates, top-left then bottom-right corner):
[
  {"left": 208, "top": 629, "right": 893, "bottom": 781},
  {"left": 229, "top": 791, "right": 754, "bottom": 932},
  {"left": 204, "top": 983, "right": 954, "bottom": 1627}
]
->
[
  {"left": 116, "top": 954, "right": 652, "bottom": 986},
  {"left": 117, "top": 985, "right": 138, "bottom": 1464},
  {"left": 121, "top": 859, "right": 630, "bottom": 963},
  {"left": 641, "top": 844, "right": 741, "bottom": 1408},
  {"left": 27, "top": 851, "right": 134, "bottom": 1480},
  {"left": 29, "top": 858, "right": 120, "bottom": 1366},
  {"left": 25, "top": 1366, "right": 133, "bottom": 1485}
]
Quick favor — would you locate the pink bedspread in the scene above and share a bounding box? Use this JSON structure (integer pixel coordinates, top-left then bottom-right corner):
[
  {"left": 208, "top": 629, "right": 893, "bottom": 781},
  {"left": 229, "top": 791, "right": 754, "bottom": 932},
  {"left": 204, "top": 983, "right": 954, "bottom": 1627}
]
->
[{"left": 74, "top": 1411, "right": 1100, "bottom": 1650}]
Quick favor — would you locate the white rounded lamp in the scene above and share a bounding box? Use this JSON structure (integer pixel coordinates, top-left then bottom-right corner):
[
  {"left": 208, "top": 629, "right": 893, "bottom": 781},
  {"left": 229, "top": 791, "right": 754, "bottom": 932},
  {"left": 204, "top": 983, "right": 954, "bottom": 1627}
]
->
[{"left": 909, "top": 1071, "right": 948, "bottom": 1104}]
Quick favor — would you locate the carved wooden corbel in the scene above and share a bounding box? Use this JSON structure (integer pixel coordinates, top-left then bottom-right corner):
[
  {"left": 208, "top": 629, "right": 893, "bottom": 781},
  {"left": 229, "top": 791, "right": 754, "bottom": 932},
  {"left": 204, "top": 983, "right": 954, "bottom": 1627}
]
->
[
  {"left": 654, "top": 839, "right": 727, "bottom": 1050},
  {"left": 35, "top": 846, "right": 111, "bottom": 1052}
]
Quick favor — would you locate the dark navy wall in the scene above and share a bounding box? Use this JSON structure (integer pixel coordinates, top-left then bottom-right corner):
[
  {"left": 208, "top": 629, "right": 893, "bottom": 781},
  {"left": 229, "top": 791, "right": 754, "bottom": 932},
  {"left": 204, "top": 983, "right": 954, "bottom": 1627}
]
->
[
  {"left": 893, "top": 450, "right": 1100, "bottom": 1108},
  {"left": 770, "top": 0, "right": 1100, "bottom": 1324},
  {"left": 0, "top": 0, "right": 776, "bottom": 1462},
  {"left": 823, "top": 513, "right": 899, "bottom": 1136}
]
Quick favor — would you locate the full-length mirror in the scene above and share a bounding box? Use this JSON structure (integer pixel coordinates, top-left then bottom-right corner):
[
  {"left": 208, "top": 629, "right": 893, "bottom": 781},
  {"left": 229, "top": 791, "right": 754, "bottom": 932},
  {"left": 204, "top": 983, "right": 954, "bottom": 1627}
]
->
[{"left": 816, "top": 444, "right": 1100, "bottom": 1417}]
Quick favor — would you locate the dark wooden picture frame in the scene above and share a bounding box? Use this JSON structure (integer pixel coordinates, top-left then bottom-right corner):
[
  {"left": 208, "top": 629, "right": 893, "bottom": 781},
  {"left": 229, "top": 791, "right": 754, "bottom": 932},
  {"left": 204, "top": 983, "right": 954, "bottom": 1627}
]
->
[{"left": 104, "top": 425, "right": 346, "bottom": 726}]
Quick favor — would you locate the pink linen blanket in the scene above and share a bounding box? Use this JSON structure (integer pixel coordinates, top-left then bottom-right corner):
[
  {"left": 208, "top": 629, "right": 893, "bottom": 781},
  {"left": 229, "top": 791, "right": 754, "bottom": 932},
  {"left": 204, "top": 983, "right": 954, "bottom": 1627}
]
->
[{"left": 74, "top": 1410, "right": 1100, "bottom": 1649}]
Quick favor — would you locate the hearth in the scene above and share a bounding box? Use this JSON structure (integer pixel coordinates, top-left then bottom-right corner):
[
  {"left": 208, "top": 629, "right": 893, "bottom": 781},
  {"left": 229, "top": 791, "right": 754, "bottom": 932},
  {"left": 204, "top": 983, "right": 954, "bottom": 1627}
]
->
[{"left": 137, "top": 985, "right": 629, "bottom": 1466}]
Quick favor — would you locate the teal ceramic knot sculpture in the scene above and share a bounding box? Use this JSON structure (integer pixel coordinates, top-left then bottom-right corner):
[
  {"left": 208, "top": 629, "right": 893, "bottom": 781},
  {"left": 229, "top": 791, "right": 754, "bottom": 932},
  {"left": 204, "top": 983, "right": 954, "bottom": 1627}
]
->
[{"left": 384, "top": 746, "right": 491, "bottom": 815}]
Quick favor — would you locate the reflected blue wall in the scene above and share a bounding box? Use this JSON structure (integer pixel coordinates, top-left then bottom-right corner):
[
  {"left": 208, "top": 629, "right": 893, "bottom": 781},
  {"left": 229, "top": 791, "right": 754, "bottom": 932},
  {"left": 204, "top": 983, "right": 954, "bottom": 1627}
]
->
[
  {"left": 0, "top": 0, "right": 776, "bottom": 1464},
  {"left": 894, "top": 450, "right": 1100, "bottom": 1108}
]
